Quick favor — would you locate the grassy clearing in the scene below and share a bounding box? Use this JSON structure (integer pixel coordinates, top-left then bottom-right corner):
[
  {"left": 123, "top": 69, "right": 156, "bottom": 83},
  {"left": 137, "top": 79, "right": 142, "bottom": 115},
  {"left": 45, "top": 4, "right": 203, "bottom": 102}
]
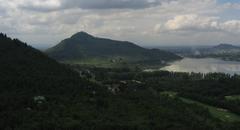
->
[
  {"left": 180, "top": 98, "right": 240, "bottom": 122},
  {"left": 62, "top": 57, "right": 168, "bottom": 69},
  {"left": 64, "top": 58, "right": 127, "bottom": 68},
  {"left": 160, "top": 91, "right": 177, "bottom": 98},
  {"left": 160, "top": 91, "right": 240, "bottom": 122},
  {"left": 225, "top": 95, "right": 240, "bottom": 101}
]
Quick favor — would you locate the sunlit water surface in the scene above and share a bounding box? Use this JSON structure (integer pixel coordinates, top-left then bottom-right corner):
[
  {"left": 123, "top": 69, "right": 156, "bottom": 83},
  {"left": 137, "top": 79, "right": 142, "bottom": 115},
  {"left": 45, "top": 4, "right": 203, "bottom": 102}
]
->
[{"left": 159, "top": 58, "right": 240, "bottom": 75}]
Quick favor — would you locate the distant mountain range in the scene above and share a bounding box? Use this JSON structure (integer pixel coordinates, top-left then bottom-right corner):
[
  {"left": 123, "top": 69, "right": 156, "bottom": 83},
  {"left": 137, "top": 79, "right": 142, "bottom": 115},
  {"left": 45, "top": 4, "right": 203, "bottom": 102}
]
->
[
  {"left": 192, "top": 44, "right": 240, "bottom": 60},
  {"left": 168, "top": 43, "right": 240, "bottom": 61},
  {"left": 46, "top": 32, "right": 181, "bottom": 67},
  {"left": 206, "top": 44, "right": 240, "bottom": 54},
  {"left": 213, "top": 44, "right": 240, "bottom": 50}
]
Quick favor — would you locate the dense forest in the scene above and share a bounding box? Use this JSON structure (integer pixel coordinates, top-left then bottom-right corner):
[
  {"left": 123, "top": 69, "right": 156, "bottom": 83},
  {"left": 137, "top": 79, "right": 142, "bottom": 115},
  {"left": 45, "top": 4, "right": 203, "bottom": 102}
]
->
[{"left": 0, "top": 33, "right": 240, "bottom": 130}]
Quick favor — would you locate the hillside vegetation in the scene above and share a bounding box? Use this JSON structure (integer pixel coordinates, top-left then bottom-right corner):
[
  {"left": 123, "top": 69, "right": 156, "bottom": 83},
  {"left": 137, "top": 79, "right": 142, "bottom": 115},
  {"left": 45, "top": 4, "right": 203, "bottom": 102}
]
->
[
  {"left": 46, "top": 32, "right": 181, "bottom": 67},
  {"left": 1, "top": 34, "right": 240, "bottom": 130}
]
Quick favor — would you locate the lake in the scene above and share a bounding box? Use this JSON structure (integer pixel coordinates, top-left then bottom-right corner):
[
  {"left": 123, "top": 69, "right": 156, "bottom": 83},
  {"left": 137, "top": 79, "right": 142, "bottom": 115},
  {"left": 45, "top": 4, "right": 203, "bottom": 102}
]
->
[{"left": 160, "top": 58, "right": 240, "bottom": 75}]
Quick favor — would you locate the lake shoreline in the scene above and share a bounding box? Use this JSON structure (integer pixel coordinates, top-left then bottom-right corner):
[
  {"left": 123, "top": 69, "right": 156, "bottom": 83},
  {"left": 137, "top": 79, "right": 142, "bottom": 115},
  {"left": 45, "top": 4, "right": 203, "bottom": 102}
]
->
[{"left": 146, "top": 58, "right": 240, "bottom": 75}]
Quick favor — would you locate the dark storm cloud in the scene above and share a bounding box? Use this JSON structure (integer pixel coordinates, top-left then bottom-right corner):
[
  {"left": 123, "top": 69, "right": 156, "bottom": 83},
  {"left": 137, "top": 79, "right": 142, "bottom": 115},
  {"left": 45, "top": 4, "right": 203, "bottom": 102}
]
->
[
  {"left": 0, "top": 5, "right": 7, "bottom": 16},
  {"left": 20, "top": 6, "right": 59, "bottom": 12},
  {"left": 62, "top": 0, "right": 162, "bottom": 10},
  {"left": 19, "top": 0, "right": 166, "bottom": 12}
]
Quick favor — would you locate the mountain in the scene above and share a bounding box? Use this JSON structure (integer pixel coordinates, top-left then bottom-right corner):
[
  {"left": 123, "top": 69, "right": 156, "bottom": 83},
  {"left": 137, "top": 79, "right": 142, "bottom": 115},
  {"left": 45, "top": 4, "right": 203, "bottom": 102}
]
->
[
  {"left": 46, "top": 32, "right": 181, "bottom": 66},
  {"left": 197, "top": 43, "right": 240, "bottom": 56},
  {"left": 210, "top": 44, "right": 240, "bottom": 54},
  {"left": 170, "top": 43, "right": 240, "bottom": 61},
  {"left": 213, "top": 43, "right": 240, "bottom": 50}
]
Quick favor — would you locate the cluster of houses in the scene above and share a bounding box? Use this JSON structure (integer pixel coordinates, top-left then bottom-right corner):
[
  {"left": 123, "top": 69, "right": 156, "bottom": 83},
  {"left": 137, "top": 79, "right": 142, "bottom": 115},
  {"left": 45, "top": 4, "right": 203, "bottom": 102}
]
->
[
  {"left": 106, "top": 80, "right": 143, "bottom": 95},
  {"left": 33, "top": 96, "right": 46, "bottom": 104}
]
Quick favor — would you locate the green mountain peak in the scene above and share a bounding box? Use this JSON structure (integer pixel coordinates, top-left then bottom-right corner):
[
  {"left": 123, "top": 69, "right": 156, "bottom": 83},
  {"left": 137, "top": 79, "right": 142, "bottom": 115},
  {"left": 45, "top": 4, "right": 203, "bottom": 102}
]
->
[
  {"left": 70, "top": 31, "right": 94, "bottom": 39},
  {"left": 46, "top": 32, "right": 181, "bottom": 66}
]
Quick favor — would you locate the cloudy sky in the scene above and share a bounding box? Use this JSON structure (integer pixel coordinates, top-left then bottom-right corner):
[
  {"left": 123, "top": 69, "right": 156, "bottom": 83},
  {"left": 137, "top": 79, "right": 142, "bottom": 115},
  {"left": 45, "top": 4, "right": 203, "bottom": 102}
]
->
[{"left": 1, "top": 0, "right": 240, "bottom": 48}]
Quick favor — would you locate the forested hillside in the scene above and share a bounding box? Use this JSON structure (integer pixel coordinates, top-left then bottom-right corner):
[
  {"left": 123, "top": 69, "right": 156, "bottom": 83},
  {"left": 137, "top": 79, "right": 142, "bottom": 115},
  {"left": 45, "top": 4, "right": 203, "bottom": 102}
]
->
[{"left": 0, "top": 34, "right": 239, "bottom": 130}]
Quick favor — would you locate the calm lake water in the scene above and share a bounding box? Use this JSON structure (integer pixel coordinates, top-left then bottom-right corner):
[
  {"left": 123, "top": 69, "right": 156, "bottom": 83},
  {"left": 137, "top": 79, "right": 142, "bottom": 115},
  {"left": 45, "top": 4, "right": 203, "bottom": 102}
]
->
[{"left": 160, "top": 58, "right": 240, "bottom": 75}]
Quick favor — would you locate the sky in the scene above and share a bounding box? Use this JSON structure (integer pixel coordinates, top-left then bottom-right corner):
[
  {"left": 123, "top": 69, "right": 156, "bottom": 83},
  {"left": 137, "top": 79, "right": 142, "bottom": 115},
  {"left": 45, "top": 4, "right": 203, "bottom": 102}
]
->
[{"left": 0, "top": 0, "right": 240, "bottom": 48}]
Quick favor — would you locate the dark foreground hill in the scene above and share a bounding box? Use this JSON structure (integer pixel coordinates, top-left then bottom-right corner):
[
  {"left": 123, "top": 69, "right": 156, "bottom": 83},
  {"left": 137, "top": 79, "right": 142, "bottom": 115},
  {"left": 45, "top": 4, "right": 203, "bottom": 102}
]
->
[
  {"left": 0, "top": 33, "right": 78, "bottom": 78},
  {"left": 0, "top": 33, "right": 239, "bottom": 130},
  {"left": 46, "top": 32, "right": 181, "bottom": 67}
]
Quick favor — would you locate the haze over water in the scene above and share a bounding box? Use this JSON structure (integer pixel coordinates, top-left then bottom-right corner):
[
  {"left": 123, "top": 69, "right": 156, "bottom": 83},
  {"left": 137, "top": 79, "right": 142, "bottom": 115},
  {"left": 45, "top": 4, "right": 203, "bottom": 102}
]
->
[{"left": 161, "top": 58, "right": 240, "bottom": 75}]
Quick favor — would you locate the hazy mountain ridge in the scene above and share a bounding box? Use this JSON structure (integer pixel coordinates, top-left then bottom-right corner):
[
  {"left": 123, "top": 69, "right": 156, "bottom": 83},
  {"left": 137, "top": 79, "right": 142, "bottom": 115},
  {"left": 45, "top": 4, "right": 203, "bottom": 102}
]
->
[
  {"left": 192, "top": 44, "right": 240, "bottom": 61},
  {"left": 161, "top": 43, "right": 240, "bottom": 61},
  {"left": 46, "top": 32, "right": 181, "bottom": 66},
  {"left": 207, "top": 44, "right": 240, "bottom": 54},
  {"left": 213, "top": 44, "right": 240, "bottom": 49}
]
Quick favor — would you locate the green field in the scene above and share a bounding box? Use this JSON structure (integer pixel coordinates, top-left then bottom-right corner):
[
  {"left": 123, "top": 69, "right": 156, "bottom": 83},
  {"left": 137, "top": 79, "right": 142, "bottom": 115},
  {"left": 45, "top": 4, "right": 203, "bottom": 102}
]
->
[
  {"left": 64, "top": 58, "right": 128, "bottom": 68},
  {"left": 160, "top": 91, "right": 178, "bottom": 98},
  {"left": 160, "top": 91, "right": 240, "bottom": 122},
  {"left": 180, "top": 98, "right": 240, "bottom": 122},
  {"left": 225, "top": 95, "right": 240, "bottom": 101},
  {"left": 63, "top": 57, "right": 168, "bottom": 69}
]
